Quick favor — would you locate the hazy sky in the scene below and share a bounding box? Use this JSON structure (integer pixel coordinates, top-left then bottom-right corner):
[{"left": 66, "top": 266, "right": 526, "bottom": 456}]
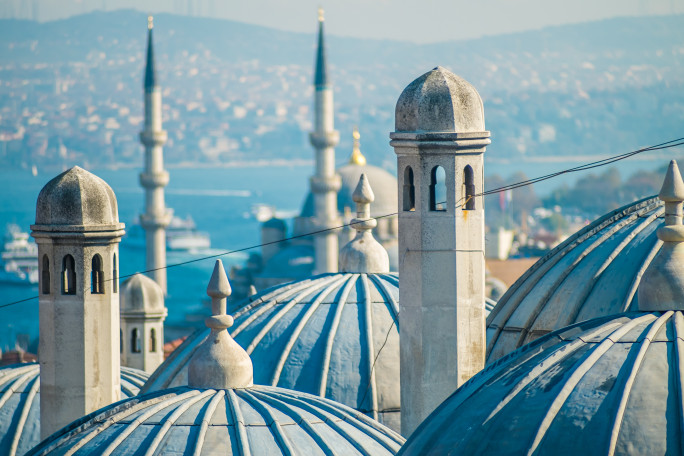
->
[{"left": 3, "top": 0, "right": 683, "bottom": 43}]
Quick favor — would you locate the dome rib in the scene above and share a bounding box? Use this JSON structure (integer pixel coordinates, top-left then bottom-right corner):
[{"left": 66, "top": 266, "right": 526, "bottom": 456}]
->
[
  {"left": 238, "top": 389, "right": 296, "bottom": 454},
  {"left": 226, "top": 389, "right": 249, "bottom": 454},
  {"left": 369, "top": 274, "right": 400, "bottom": 320},
  {"left": 361, "top": 274, "right": 379, "bottom": 420},
  {"left": 8, "top": 373, "right": 38, "bottom": 456},
  {"left": 319, "top": 274, "right": 357, "bottom": 397},
  {"left": 486, "top": 196, "right": 664, "bottom": 361},
  {"left": 269, "top": 274, "right": 351, "bottom": 386},
  {"left": 194, "top": 389, "right": 226, "bottom": 453}
]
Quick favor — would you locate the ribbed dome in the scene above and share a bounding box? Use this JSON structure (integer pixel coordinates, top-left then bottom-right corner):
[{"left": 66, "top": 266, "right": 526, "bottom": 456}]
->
[
  {"left": 0, "top": 363, "right": 148, "bottom": 456},
  {"left": 300, "top": 163, "right": 398, "bottom": 219},
  {"left": 399, "top": 311, "right": 684, "bottom": 456},
  {"left": 34, "top": 166, "right": 120, "bottom": 227},
  {"left": 142, "top": 272, "right": 402, "bottom": 430},
  {"left": 487, "top": 196, "right": 663, "bottom": 362},
  {"left": 120, "top": 273, "right": 166, "bottom": 313},
  {"left": 30, "top": 386, "right": 403, "bottom": 455},
  {"left": 395, "top": 66, "right": 485, "bottom": 133}
]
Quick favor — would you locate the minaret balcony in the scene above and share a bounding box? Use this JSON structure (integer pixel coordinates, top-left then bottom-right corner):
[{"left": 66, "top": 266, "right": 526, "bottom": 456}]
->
[
  {"left": 140, "top": 211, "right": 172, "bottom": 229},
  {"left": 309, "top": 131, "right": 340, "bottom": 149},
  {"left": 139, "top": 130, "right": 168, "bottom": 147},
  {"left": 309, "top": 175, "right": 342, "bottom": 193},
  {"left": 139, "top": 171, "right": 169, "bottom": 189}
]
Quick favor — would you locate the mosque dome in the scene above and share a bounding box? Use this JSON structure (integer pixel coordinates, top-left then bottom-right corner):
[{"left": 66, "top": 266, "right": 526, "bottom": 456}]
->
[
  {"left": 300, "top": 164, "right": 398, "bottom": 219},
  {"left": 142, "top": 272, "right": 402, "bottom": 429},
  {"left": 400, "top": 311, "right": 684, "bottom": 455},
  {"left": 34, "top": 166, "right": 120, "bottom": 227},
  {"left": 0, "top": 363, "right": 148, "bottom": 456},
  {"left": 120, "top": 273, "right": 166, "bottom": 313},
  {"left": 30, "top": 260, "right": 404, "bottom": 456},
  {"left": 487, "top": 195, "right": 663, "bottom": 362},
  {"left": 395, "top": 66, "right": 485, "bottom": 133}
]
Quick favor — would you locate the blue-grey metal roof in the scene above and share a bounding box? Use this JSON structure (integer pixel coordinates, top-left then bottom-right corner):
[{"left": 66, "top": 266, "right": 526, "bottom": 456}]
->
[
  {"left": 144, "top": 27, "right": 156, "bottom": 90},
  {"left": 400, "top": 311, "right": 683, "bottom": 455},
  {"left": 142, "top": 272, "right": 402, "bottom": 431},
  {"left": 0, "top": 363, "right": 148, "bottom": 456},
  {"left": 28, "top": 385, "right": 404, "bottom": 455},
  {"left": 487, "top": 195, "right": 663, "bottom": 362},
  {"left": 314, "top": 19, "right": 328, "bottom": 87}
]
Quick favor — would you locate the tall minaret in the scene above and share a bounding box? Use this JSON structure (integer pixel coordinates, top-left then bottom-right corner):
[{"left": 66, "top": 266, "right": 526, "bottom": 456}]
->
[
  {"left": 309, "top": 8, "right": 341, "bottom": 274},
  {"left": 139, "top": 16, "right": 170, "bottom": 294},
  {"left": 32, "top": 166, "right": 124, "bottom": 438},
  {"left": 392, "top": 67, "right": 489, "bottom": 436}
]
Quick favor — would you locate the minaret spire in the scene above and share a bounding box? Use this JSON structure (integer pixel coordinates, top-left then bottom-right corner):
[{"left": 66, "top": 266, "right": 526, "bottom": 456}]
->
[
  {"left": 140, "top": 16, "right": 171, "bottom": 294},
  {"left": 309, "top": 8, "right": 341, "bottom": 274}
]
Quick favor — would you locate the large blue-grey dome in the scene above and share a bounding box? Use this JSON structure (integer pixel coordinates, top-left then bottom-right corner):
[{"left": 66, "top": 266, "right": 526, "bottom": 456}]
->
[
  {"left": 487, "top": 195, "right": 663, "bottom": 362},
  {"left": 400, "top": 311, "right": 684, "bottom": 455},
  {"left": 28, "top": 385, "right": 404, "bottom": 455},
  {"left": 143, "top": 272, "right": 401, "bottom": 430},
  {"left": 0, "top": 363, "right": 148, "bottom": 456}
]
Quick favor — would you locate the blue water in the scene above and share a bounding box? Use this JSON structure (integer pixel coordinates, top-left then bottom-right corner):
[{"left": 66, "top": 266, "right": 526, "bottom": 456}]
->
[{"left": 0, "top": 152, "right": 679, "bottom": 348}]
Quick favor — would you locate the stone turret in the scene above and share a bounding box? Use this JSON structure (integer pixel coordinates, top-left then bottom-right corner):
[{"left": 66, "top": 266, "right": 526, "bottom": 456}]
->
[
  {"left": 309, "top": 8, "right": 341, "bottom": 274},
  {"left": 391, "top": 67, "right": 489, "bottom": 436},
  {"left": 139, "top": 16, "right": 171, "bottom": 294},
  {"left": 120, "top": 273, "right": 167, "bottom": 373},
  {"left": 31, "top": 166, "right": 125, "bottom": 438}
]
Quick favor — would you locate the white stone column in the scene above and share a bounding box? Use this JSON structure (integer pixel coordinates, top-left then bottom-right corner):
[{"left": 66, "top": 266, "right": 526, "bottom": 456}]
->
[{"left": 391, "top": 67, "right": 489, "bottom": 436}]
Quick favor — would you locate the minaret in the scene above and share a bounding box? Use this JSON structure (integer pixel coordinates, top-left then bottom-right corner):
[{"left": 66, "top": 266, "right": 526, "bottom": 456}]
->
[
  {"left": 31, "top": 166, "right": 124, "bottom": 438},
  {"left": 309, "top": 8, "right": 341, "bottom": 274},
  {"left": 139, "top": 16, "right": 171, "bottom": 294},
  {"left": 120, "top": 273, "right": 167, "bottom": 374},
  {"left": 391, "top": 67, "right": 489, "bottom": 436}
]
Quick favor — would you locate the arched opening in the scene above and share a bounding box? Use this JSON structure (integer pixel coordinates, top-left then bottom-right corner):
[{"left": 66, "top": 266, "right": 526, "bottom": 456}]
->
[
  {"left": 61, "top": 255, "right": 76, "bottom": 295},
  {"left": 149, "top": 328, "right": 157, "bottom": 352},
  {"left": 429, "top": 166, "right": 447, "bottom": 211},
  {"left": 112, "top": 253, "right": 118, "bottom": 293},
  {"left": 403, "top": 166, "right": 416, "bottom": 211},
  {"left": 91, "top": 254, "right": 104, "bottom": 294},
  {"left": 464, "top": 165, "right": 475, "bottom": 210},
  {"left": 41, "top": 255, "right": 50, "bottom": 294},
  {"left": 131, "top": 328, "right": 141, "bottom": 353}
]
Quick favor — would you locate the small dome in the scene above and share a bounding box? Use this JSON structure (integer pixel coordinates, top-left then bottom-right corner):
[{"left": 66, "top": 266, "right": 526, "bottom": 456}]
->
[
  {"left": 399, "top": 311, "right": 684, "bottom": 455},
  {"left": 34, "top": 166, "right": 120, "bottom": 227},
  {"left": 120, "top": 273, "right": 166, "bottom": 313},
  {"left": 487, "top": 195, "right": 663, "bottom": 362},
  {"left": 0, "top": 363, "right": 148, "bottom": 456},
  {"left": 31, "top": 385, "right": 403, "bottom": 455},
  {"left": 300, "top": 162, "right": 398, "bottom": 219},
  {"left": 395, "top": 66, "right": 485, "bottom": 133},
  {"left": 142, "top": 272, "right": 402, "bottom": 431}
]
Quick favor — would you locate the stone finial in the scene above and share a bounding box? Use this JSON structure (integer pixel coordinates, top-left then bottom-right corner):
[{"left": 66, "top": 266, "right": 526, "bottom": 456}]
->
[
  {"left": 248, "top": 285, "right": 257, "bottom": 297},
  {"left": 394, "top": 66, "right": 485, "bottom": 133},
  {"left": 637, "top": 160, "right": 684, "bottom": 311},
  {"left": 188, "top": 260, "right": 254, "bottom": 389},
  {"left": 339, "top": 174, "right": 390, "bottom": 273}
]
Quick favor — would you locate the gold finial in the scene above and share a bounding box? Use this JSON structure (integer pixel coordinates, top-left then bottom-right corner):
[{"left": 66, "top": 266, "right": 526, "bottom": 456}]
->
[
  {"left": 349, "top": 126, "right": 366, "bottom": 166},
  {"left": 148, "top": 15, "right": 154, "bottom": 30},
  {"left": 318, "top": 7, "right": 324, "bottom": 22}
]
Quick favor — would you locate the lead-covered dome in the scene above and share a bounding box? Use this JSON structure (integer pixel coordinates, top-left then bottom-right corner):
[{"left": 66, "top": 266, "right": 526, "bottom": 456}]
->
[
  {"left": 399, "top": 311, "right": 684, "bottom": 455},
  {"left": 487, "top": 195, "right": 663, "bottom": 362},
  {"left": 34, "top": 166, "right": 120, "bottom": 227},
  {"left": 29, "top": 385, "right": 403, "bottom": 455},
  {"left": 0, "top": 363, "right": 148, "bottom": 456},
  {"left": 395, "top": 66, "right": 485, "bottom": 133},
  {"left": 142, "top": 272, "right": 402, "bottom": 430}
]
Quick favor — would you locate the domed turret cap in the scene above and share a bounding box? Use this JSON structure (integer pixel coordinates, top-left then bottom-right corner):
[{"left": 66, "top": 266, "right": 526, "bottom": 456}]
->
[
  {"left": 120, "top": 274, "right": 167, "bottom": 315},
  {"left": 33, "top": 166, "right": 122, "bottom": 230},
  {"left": 395, "top": 66, "right": 485, "bottom": 133}
]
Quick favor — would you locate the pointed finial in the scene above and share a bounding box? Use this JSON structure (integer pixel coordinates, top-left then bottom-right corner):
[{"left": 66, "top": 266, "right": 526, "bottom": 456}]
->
[
  {"left": 349, "top": 127, "right": 367, "bottom": 165},
  {"left": 318, "top": 7, "right": 324, "bottom": 22},
  {"left": 637, "top": 160, "right": 684, "bottom": 311},
  {"left": 148, "top": 15, "right": 153, "bottom": 30},
  {"left": 339, "top": 174, "right": 390, "bottom": 273},
  {"left": 314, "top": 8, "right": 328, "bottom": 87},
  {"left": 144, "top": 16, "right": 157, "bottom": 90},
  {"left": 188, "top": 260, "right": 254, "bottom": 389}
]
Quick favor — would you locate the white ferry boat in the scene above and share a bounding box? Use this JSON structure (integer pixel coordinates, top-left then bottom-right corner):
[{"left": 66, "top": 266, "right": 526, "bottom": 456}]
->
[
  {"left": 0, "top": 224, "right": 38, "bottom": 285},
  {"left": 125, "top": 215, "right": 211, "bottom": 252}
]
